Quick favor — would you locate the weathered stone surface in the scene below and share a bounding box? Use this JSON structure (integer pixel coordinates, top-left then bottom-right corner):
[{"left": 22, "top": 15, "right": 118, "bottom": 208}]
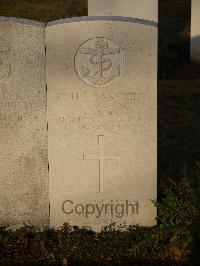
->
[
  {"left": 0, "top": 17, "right": 48, "bottom": 229},
  {"left": 47, "top": 17, "right": 157, "bottom": 231},
  {"left": 88, "top": 0, "right": 158, "bottom": 22},
  {"left": 191, "top": 0, "right": 200, "bottom": 61}
]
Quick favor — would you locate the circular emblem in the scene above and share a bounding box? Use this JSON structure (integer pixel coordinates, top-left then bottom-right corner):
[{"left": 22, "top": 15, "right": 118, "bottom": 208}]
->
[{"left": 75, "top": 37, "right": 125, "bottom": 87}]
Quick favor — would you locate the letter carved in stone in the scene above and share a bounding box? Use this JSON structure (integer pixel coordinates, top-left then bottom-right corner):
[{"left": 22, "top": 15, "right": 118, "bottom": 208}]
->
[{"left": 0, "top": 38, "right": 11, "bottom": 79}]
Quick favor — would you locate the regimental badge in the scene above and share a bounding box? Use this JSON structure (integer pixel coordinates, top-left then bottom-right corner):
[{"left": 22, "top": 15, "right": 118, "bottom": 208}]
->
[{"left": 75, "top": 37, "right": 125, "bottom": 87}]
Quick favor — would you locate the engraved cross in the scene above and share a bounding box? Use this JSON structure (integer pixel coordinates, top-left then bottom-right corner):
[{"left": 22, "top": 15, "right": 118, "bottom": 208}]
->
[{"left": 83, "top": 135, "right": 119, "bottom": 193}]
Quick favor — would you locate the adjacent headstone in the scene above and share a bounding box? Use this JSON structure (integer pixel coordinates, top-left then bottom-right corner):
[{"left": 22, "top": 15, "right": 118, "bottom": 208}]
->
[
  {"left": 88, "top": 0, "right": 158, "bottom": 22},
  {"left": 46, "top": 17, "right": 157, "bottom": 231},
  {"left": 0, "top": 17, "right": 48, "bottom": 228},
  {"left": 191, "top": 0, "right": 200, "bottom": 61}
]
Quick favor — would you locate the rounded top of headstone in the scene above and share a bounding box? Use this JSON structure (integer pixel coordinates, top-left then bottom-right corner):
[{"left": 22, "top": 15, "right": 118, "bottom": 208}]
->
[
  {"left": 0, "top": 16, "right": 45, "bottom": 27},
  {"left": 47, "top": 16, "right": 158, "bottom": 28}
]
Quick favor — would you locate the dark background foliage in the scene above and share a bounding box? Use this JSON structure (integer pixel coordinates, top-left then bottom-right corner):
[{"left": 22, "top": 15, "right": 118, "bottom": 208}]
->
[{"left": 158, "top": 80, "right": 200, "bottom": 181}]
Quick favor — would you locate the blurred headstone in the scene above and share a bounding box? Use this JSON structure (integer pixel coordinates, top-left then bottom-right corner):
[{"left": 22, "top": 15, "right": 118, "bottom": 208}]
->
[
  {"left": 0, "top": 17, "right": 48, "bottom": 229},
  {"left": 88, "top": 0, "right": 158, "bottom": 22},
  {"left": 191, "top": 0, "right": 200, "bottom": 62}
]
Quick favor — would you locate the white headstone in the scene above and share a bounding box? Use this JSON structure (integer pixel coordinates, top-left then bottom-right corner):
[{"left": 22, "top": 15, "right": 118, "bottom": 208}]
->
[
  {"left": 88, "top": 0, "right": 158, "bottom": 22},
  {"left": 46, "top": 17, "right": 157, "bottom": 231},
  {"left": 191, "top": 0, "right": 200, "bottom": 61},
  {"left": 0, "top": 17, "right": 48, "bottom": 229}
]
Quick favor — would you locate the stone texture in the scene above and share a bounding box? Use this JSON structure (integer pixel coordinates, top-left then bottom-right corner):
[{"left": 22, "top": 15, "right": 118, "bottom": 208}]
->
[
  {"left": 46, "top": 17, "right": 157, "bottom": 231},
  {"left": 88, "top": 0, "right": 158, "bottom": 22},
  {"left": 191, "top": 0, "right": 200, "bottom": 61},
  {"left": 0, "top": 17, "right": 48, "bottom": 229}
]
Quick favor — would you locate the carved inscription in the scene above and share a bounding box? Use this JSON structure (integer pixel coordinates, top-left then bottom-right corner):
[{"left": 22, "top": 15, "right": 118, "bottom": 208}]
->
[
  {"left": 0, "top": 38, "right": 10, "bottom": 79},
  {"left": 83, "top": 135, "right": 119, "bottom": 193},
  {"left": 57, "top": 91, "right": 147, "bottom": 108},
  {"left": 0, "top": 86, "right": 43, "bottom": 128},
  {"left": 75, "top": 37, "right": 125, "bottom": 87},
  {"left": 0, "top": 113, "right": 23, "bottom": 128},
  {"left": 58, "top": 91, "right": 150, "bottom": 133}
]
